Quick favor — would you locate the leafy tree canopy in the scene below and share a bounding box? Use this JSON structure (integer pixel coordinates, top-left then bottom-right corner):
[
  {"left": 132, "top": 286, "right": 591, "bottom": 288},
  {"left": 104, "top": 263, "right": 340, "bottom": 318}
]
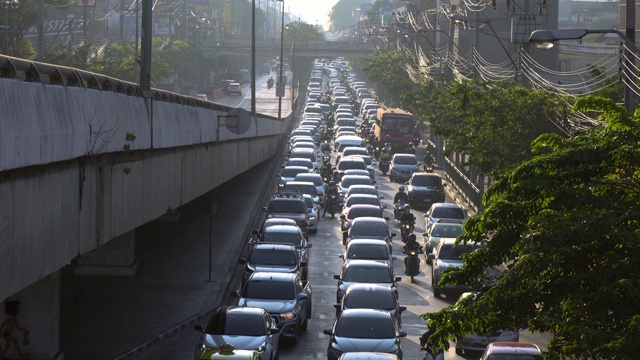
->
[
  {"left": 329, "top": 0, "right": 366, "bottom": 31},
  {"left": 359, "top": 49, "right": 414, "bottom": 107},
  {"left": 422, "top": 96, "right": 640, "bottom": 359}
]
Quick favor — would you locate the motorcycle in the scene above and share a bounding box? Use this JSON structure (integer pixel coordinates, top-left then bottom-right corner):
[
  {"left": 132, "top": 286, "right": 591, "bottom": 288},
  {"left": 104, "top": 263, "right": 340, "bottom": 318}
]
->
[
  {"left": 412, "top": 136, "right": 421, "bottom": 147},
  {"left": 325, "top": 194, "right": 339, "bottom": 218},
  {"left": 424, "top": 163, "right": 434, "bottom": 173},
  {"left": 379, "top": 159, "right": 390, "bottom": 174},
  {"left": 394, "top": 200, "right": 407, "bottom": 220},
  {"left": 400, "top": 219, "right": 415, "bottom": 243},
  {"left": 404, "top": 247, "right": 423, "bottom": 282}
]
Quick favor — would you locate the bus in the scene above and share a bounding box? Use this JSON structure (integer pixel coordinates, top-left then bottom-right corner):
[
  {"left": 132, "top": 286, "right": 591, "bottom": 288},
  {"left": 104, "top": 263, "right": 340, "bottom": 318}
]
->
[{"left": 373, "top": 107, "right": 415, "bottom": 152}]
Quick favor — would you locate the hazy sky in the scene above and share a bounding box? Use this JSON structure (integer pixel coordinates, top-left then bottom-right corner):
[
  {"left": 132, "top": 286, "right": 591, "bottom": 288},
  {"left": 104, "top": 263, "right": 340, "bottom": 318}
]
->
[{"left": 285, "top": 0, "right": 340, "bottom": 30}]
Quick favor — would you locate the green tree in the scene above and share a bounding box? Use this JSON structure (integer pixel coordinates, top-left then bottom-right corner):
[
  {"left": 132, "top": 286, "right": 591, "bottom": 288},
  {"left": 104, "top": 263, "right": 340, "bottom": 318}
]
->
[
  {"left": 329, "top": 0, "right": 365, "bottom": 31},
  {"left": 360, "top": 49, "right": 414, "bottom": 107},
  {"left": 406, "top": 81, "right": 568, "bottom": 175},
  {"left": 422, "top": 96, "right": 640, "bottom": 359}
]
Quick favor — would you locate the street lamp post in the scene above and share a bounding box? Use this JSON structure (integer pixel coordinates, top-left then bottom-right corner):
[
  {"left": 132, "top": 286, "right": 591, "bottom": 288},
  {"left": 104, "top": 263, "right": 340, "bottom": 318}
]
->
[
  {"left": 529, "top": 28, "right": 639, "bottom": 113},
  {"left": 251, "top": 0, "right": 256, "bottom": 122},
  {"left": 1, "top": 0, "right": 19, "bottom": 55},
  {"left": 276, "top": 0, "right": 284, "bottom": 120},
  {"left": 286, "top": 24, "right": 296, "bottom": 109}
]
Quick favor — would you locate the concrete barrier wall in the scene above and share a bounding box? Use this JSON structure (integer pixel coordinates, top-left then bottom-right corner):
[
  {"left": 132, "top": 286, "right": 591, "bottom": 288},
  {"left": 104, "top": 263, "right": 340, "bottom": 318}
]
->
[
  {"left": 0, "top": 78, "right": 286, "bottom": 172},
  {"left": 0, "top": 71, "right": 290, "bottom": 302}
]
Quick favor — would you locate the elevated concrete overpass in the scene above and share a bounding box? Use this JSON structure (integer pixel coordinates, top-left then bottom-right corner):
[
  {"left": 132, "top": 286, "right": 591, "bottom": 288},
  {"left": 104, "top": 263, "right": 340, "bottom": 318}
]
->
[
  {"left": 0, "top": 55, "right": 293, "bottom": 359},
  {"left": 216, "top": 39, "right": 376, "bottom": 58}
]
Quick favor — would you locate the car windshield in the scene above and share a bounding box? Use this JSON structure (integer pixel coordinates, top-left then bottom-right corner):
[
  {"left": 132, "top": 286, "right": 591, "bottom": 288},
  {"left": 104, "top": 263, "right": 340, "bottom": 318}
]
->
[
  {"left": 345, "top": 290, "right": 396, "bottom": 310},
  {"left": 243, "top": 280, "right": 296, "bottom": 300},
  {"left": 431, "top": 225, "right": 463, "bottom": 238},
  {"left": 249, "top": 249, "right": 297, "bottom": 266},
  {"left": 347, "top": 208, "right": 383, "bottom": 220},
  {"left": 394, "top": 156, "right": 417, "bottom": 165},
  {"left": 350, "top": 222, "right": 388, "bottom": 236},
  {"left": 343, "top": 266, "right": 393, "bottom": 283},
  {"left": 438, "top": 244, "right": 478, "bottom": 260},
  {"left": 346, "top": 244, "right": 389, "bottom": 261},
  {"left": 282, "top": 168, "right": 308, "bottom": 177},
  {"left": 432, "top": 207, "right": 465, "bottom": 219},
  {"left": 412, "top": 176, "right": 442, "bottom": 187},
  {"left": 205, "top": 312, "right": 266, "bottom": 336},
  {"left": 344, "top": 149, "right": 368, "bottom": 156},
  {"left": 262, "top": 231, "right": 303, "bottom": 247},
  {"left": 335, "top": 316, "right": 395, "bottom": 338}
]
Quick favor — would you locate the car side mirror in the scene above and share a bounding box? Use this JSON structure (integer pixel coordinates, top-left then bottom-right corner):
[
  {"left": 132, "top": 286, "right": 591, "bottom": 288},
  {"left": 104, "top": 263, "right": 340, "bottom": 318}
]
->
[
  {"left": 238, "top": 258, "right": 247, "bottom": 265},
  {"left": 298, "top": 292, "right": 309, "bottom": 300},
  {"left": 427, "top": 254, "right": 435, "bottom": 260},
  {"left": 379, "top": 195, "right": 384, "bottom": 199},
  {"left": 372, "top": 180, "right": 376, "bottom": 184},
  {"left": 338, "top": 254, "right": 344, "bottom": 259},
  {"left": 252, "top": 230, "right": 260, "bottom": 236},
  {"left": 391, "top": 233, "right": 397, "bottom": 237},
  {"left": 305, "top": 243, "right": 313, "bottom": 248},
  {"left": 323, "top": 329, "right": 334, "bottom": 336},
  {"left": 422, "top": 232, "right": 428, "bottom": 236},
  {"left": 333, "top": 304, "right": 341, "bottom": 310},
  {"left": 399, "top": 330, "right": 408, "bottom": 337},
  {"left": 194, "top": 324, "right": 204, "bottom": 332},
  {"left": 333, "top": 274, "right": 341, "bottom": 280},
  {"left": 383, "top": 216, "right": 390, "bottom": 221},
  {"left": 300, "top": 261, "right": 308, "bottom": 267},
  {"left": 262, "top": 207, "right": 268, "bottom": 212},
  {"left": 395, "top": 276, "right": 402, "bottom": 282},
  {"left": 399, "top": 306, "right": 407, "bottom": 313},
  {"left": 229, "top": 290, "right": 240, "bottom": 297},
  {"left": 382, "top": 205, "right": 387, "bottom": 209},
  {"left": 340, "top": 214, "right": 346, "bottom": 220}
]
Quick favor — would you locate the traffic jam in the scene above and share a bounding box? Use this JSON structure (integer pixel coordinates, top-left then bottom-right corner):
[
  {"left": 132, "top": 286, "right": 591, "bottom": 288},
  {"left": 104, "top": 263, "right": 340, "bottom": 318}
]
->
[{"left": 193, "top": 59, "right": 543, "bottom": 360}]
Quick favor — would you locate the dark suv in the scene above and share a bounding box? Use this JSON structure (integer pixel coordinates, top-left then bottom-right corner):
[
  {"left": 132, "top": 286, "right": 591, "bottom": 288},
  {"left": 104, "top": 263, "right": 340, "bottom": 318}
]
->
[
  {"left": 239, "top": 243, "right": 307, "bottom": 283},
  {"left": 406, "top": 172, "right": 446, "bottom": 208},
  {"left": 263, "top": 192, "right": 309, "bottom": 234}
]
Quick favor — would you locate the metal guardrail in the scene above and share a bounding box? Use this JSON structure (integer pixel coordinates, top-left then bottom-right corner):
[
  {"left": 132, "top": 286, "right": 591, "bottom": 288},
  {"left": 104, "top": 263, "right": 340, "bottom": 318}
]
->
[{"left": 443, "top": 157, "right": 484, "bottom": 213}]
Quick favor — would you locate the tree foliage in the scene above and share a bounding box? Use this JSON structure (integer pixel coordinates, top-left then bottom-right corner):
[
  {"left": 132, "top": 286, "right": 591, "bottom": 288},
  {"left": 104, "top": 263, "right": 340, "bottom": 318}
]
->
[
  {"left": 405, "top": 81, "right": 569, "bottom": 175},
  {"left": 359, "top": 49, "right": 414, "bottom": 107},
  {"left": 422, "top": 96, "right": 640, "bottom": 359},
  {"left": 329, "top": 0, "right": 366, "bottom": 31}
]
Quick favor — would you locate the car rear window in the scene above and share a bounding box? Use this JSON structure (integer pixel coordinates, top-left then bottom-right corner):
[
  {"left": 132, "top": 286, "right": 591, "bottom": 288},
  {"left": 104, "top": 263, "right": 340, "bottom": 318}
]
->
[
  {"left": 394, "top": 155, "right": 417, "bottom": 165},
  {"left": 268, "top": 200, "right": 305, "bottom": 213},
  {"left": 335, "top": 316, "right": 395, "bottom": 338},
  {"left": 282, "top": 184, "right": 318, "bottom": 196},
  {"left": 432, "top": 207, "right": 465, "bottom": 219},
  {"left": 341, "top": 177, "right": 372, "bottom": 188},
  {"left": 438, "top": 244, "right": 478, "bottom": 260},
  {"left": 350, "top": 222, "right": 388, "bottom": 236},
  {"left": 262, "top": 231, "right": 303, "bottom": 247},
  {"left": 337, "top": 161, "right": 366, "bottom": 171},
  {"left": 343, "top": 267, "right": 393, "bottom": 283},
  {"left": 206, "top": 312, "right": 266, "bottom": 336},
  {"left": 346, "top": 244, "right": 389, "bottom": 261},
  {"left": 412, "top": 175, "right": 442, "bottom": 187},
  {"left": 249, "top": 249, "right": 297, "bottom": 266},
  {"left": 345, "top": 290, "right": 396, "bottom": 311},
  {"left": 347, "top": 207, "right": 383, "bottom": 219},
  {"left": 244, "top": 280, "right": 295, "bottom": 300}
]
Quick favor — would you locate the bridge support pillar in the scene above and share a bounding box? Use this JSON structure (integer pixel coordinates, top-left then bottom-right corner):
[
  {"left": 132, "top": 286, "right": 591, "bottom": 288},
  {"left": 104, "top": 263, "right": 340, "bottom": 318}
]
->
[
  {"left": 74, "top": 231, "right": 138, "bottom": 277},
  {"left": 2, "top": 272, "right": 63, "bottom": 359}
]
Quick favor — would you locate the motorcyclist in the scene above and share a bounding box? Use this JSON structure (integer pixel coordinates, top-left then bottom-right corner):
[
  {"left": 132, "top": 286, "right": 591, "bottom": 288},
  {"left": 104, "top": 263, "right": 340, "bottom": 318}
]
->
[
  {"left": 332, "top": 170, "right": 342, "bottom": 184},
  {"left": 320, "top": 141, "right": 332, "bottom": 154},
  {"left": 423, "top": 152, "right": 433, "bottom": 171},
  {"left": 394, "top": 186, "right": 409, "bottom": 204},
  {"left": 267, "top": 77, "right": 274, "bottom": 89},
  {"left": 323, "top": 181, "right": 340, "bottom": 217},
  {"left": 405, "top": 142, "right": 416, "bottom": 154},
  {"left": 420, "top": 323, "right": 449, "bottom": 359},
  {"left": 403, "top": 233, "right": 420, "bottom": 253},
  {"left": 400, "top": 204, "right": 416, "bottom": 225}
]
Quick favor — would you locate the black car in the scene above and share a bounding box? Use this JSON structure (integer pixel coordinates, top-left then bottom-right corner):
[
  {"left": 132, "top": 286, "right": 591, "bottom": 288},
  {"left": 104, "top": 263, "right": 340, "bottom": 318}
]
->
[
  {"left": 334, "top": 260, "right": 401, "bottom": 303},
  {"left": 263, "top": 193, "right": 309, "bottom": 234},
  {"left": 232, "top": 272, "right": 312, "bottom": 344},
  {"left": 239, "top": 243, "right": 307, "bottom": 283},
  {"left": 405, "top": 173, "right": 446, "bottom": 208},
  {"left": 255, "top": 224, "right": 312, "bottom": 272},
  {"left": 334, "top": 283, "right": 407, "bottom": 328},
  {"left": 323, "top": 308, "right": 407, "bottom": 360}
]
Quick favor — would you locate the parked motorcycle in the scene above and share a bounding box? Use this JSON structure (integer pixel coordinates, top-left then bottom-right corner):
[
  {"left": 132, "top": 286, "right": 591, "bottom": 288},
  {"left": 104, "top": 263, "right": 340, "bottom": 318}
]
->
[{"left": 404, "top": 247, "right": 423, "bottom": 282}]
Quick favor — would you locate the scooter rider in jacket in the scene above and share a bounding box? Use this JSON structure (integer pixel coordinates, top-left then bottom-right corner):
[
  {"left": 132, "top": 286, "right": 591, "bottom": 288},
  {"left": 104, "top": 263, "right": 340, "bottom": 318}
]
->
[
  {"left": 394, "top": 186, "right": 409, "bottom": 204},
  {"left": 323, "top": 181, "right": 340, "bottom": 217}
]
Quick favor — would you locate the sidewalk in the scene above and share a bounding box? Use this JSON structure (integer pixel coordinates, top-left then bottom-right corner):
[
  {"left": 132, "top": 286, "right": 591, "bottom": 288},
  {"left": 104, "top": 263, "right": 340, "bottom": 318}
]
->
[{"left": 60, "top": 156, "right": 281, "bottom": 360}]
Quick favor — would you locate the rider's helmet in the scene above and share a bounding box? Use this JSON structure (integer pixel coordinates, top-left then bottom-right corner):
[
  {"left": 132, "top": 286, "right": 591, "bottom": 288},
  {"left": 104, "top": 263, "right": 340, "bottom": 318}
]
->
[
  {"left": 404, "top": 204, "right": 411, "bottom": 211},
  {"left": 329, "top": 181, "right": 336, "bottom": 187},
  {"left": 408, "top": 142, "right": 414, "bottom": 147},
  {"left": 408, "top": 234, "right": 417, "bottom": 242},
  {"left": 398, "top": 186, "right": 405, "bottom": 192}
]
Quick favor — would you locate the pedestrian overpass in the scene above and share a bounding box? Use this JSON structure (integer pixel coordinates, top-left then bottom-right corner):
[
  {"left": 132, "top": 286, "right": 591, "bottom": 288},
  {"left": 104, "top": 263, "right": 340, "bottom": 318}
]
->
[{"left": 216, "top": 39, "right": 376, "bottom": 58}]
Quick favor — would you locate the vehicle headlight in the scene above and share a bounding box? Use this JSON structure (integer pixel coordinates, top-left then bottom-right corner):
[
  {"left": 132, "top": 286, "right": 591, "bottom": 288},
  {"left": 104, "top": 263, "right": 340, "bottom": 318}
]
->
[{"left": 279, "top": 312, "right": 295, "bottom": 320}]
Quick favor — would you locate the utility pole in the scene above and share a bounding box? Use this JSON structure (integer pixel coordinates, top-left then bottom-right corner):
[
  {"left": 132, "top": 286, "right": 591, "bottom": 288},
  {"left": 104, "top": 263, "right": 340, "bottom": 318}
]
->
[
  {"left": 119, "top": 0, "right": 124, "bottom": 42},
  {"left": 624, "top": 0, "right": 636, "bottom": 113},
  {"left": 139, "top": 0, "right": 152, "bottom": 97},
  {"left": 37, "top": 0, "right": 44, "bottom": 56}
]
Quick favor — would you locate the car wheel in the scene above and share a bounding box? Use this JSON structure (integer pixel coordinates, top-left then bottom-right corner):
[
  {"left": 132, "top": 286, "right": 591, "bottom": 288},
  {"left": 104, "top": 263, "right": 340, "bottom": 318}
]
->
[
  {"left": 301, "top": 314, "right": 309, "bottom": 332},
  {"left": 272, "top": 352, "right": 279, "bottom": 360},
  {"left": 455, "top": 347, "right": 463, "bottom": 355}
]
